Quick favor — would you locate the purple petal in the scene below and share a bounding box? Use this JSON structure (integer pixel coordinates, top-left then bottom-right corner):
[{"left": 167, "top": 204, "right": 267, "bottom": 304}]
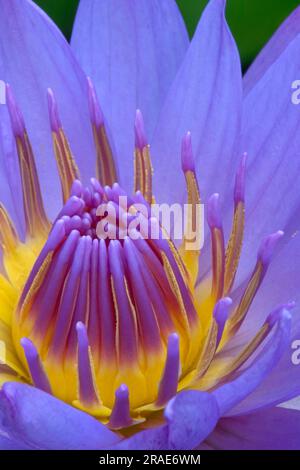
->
[
  {"left": 0, "top": 428, "right": 34, "bottom": 450},
  {"left": 113, "top": 391, "right": 219, "bottom": 450},
  {"left": 206, "top": 407, "right": 300, "bottom": 450},
  {"left": 0, "top": 382, "right": 119, "bottom": 450},
  {"left": 0, "top": 0, "right": 95, "bottom": 219},
  {"left": 0, "top": 107, "right": 24, "bottom": 234},
  {"left": 213, "top": 309, "right": 291, "bottom": 415},
  {"left": 151, "top": 0, "right": 242, "bottom": 206},
  {"left": 164, "top": 391, "right": 219, "bottom": 450},
  {"left": 71, "top": 0, "right": 189, "bottom": 193},
  {"left": 227, "top": 218, "right": 300, "bottom": 412},
  {"left": 113, "top": 425, "right": 169, "bottom": 451},
  {"left": 244, "top": 5, "right": 300, "bottom": 95},
  {"left": 235, "top": 20, "right": 300, "bottom": 284}
]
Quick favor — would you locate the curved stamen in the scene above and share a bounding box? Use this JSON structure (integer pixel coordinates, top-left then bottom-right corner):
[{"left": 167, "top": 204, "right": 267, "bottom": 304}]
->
[
  {"left": 98, "top": 239, "right": 116, "bottom": 365},
  {"left": 123, "top": 237, "right": 162, "bottom": 355},
  {"left": 224, "top": 153, "right": 246, "bottom": 294},
  {"left": 0, "top": 203, "right": 18, "bottom": 253},
  {"left": 149, "top": 218, "right": 198, "bottom": 330},
  {"left": 109, "top": 384, "right": 133, "bottom": 430},
  {"left": 21, "top": 337, "right": 51, "bottom": 394},
  {"left": 156, "top": 333, "right": 180, "bottom": 407},
  {"left": 31, "top": 230, "right": 80, "bottom": 343},
  {"left": 6, "top": 84, "right": 49, "bottom": 238},
  {"left": 205, "top": 304, "right": 293, "bottom": 388},
  {"left": 49, "top": 237, "right": 88, "bottom": 358},
  {"left": 129, "top": 234, "right": 175, "bottom": 339},
  {"left": 181, "top": 132, "right": 200, "bottom": 220},
  {"left": 47, "top": 89, "right": 80, "bottom": 203},
  {"left": 215, "top": 297, "right": 232, "bottom": 349},
  {"left": 212, "top": 308, "right": 292, "bottom": 415},
  {"left": 207, "top": 193, "right": 225, "bottom": 300},
  {"left": 226, "top": 230, "right": 284, "bottom": 337},
  {"left": 195, "top": 298, "right": 232, "bottom": 379},
  {"left": 108, "top": 240, "right": 139, "bottom": 366},
  {"left": 180, "top": 132, "right": 201, "bottom": 284},
  {"left": 87, "top": 77, "right": 117, "bottom": 186},
  {"left": 67, "top": 238, "right": 92, "bottom": 356},
  {"left": 87, "top": 239, "right": 101, "bottom": 364},
  {"left": 134, "top": 110, "right": 153, "bottom": 204},
  {"left": 16, "top": 219, "right": 66, "bottom": 311},
  {"left": 76, "top": 322, "right": 101, "bottom": 409}
]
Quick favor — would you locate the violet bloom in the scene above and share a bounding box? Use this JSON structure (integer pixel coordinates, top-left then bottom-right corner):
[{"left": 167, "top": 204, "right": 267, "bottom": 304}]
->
[{"left": 0, "top": 0, "right": 300, "bottom": 450}]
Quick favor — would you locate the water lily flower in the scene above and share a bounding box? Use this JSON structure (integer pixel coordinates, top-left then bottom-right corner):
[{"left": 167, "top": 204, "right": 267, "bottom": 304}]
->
[{"left": 0, "top": 0, "right": 300, "bottom": 450}]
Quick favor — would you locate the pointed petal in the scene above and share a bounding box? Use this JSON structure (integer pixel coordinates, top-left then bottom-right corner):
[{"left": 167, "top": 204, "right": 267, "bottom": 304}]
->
[
  {"left": 206, "top": 407, "right": 300, "bottom": 450},
  {"left": 236, "top": 22, "right": 300, "bottom": 284},
  {"left": 244, "top": 5, "right": 300, "bottom": 95},
  {"left": 0, "top": 382, "right": 119, "bottom": 450},
  {"left": 151, "top": 0, "right": 242, "bottom": 205},
  {"left": 0, "top": 0, "right": 95, "bottom": 219},
  {"left": 71, "top": 0, "right": 189, "bottom": 193}
]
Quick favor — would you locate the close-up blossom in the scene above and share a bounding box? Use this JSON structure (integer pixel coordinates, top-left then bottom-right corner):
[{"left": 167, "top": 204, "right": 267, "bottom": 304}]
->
[{"left": 0, "top": 0, "right": 300, "bottom": 451}]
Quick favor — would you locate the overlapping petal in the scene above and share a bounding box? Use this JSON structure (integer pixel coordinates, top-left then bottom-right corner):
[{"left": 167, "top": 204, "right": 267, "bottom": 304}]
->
[
  {"left": 113, "top": 309, "right": 291, "bottom": 451},
  {"left": 113, "top": 391, "right": 220, "bottom": 450},
  {"left": 0, "top": 306, "right": 292, "bottom": 450},
  {"left": 188, "top": 4, "right": 300, "bottom": 422},
  {"left": 221, "top": 6, "right": 300, "bottom": 412},
  {"left": 235, "top": 14, "right": 300, "bottom": 284},
  {"left": 71, "top": 0, "right": 189, "bottom": 192},
  {"left": 151, "top": 0, "right": 242, "bottom": 206},
  {"left": 0, "top": 382, "right": 119, "bottom": 450},
  {"left": 0, "top": 429, "right": 33, "bottom": 450},
  {"left": 206, "top": 407, "right": 300, "bottom": 450},
  {"left": 244, "top": 5, "right": 300, "bottom": 95},
  {"left": 0, "top": 0, "right": 298, "bottom": 453},
  {"left": 226, "top": 238, "right": 300, "bottom": 414},
  {"left": 0, "top": 0, "right": 95, "bottom": 220}
]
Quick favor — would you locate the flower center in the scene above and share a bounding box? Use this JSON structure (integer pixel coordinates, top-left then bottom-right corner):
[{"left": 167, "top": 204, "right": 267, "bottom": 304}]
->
[
  {"left": 12, "top": 176, "right": 203, "bottom": 425},
  {"left": 0, "top": 80, "right": 285, "bottom": 430}
]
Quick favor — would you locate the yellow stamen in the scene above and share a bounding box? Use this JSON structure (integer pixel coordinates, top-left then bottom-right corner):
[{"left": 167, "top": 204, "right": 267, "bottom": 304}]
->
[
  {"left": 225, "top": 260, "right": 264, "bottom": 338},
  {"left": 194, "top": 318, "right": 218, "bottom": 378},
  {"left": 16, "top": 134, "right": 50, "bottom": 238},
  {"left": 0, "top": 204, "right": 18, "bottom": 253},
  {"left": 134, "top": 145, "right": 153, "bottom": 205},
  {"left": 93, "top": 124, "right": 117, "bottom": 187},
  {"left": 196, "top": 321, "right": 270, "bottom": 390},
  {"left": 224, "top": 200, "right": 245, "bottom": 295},
  {"left": 211, "top": 227, "right": 225, "bottom": 300},
  {"left": 52, "top": 130, "right": 80, "bottom": 203},
  {"left": 180, "top": 169, "right": 201, "bottom": 286}
]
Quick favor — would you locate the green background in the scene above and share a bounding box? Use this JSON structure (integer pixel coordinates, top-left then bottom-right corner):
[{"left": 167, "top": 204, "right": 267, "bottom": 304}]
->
[{"left": 34, "top": 0, "right": 300, "bottom": 70}]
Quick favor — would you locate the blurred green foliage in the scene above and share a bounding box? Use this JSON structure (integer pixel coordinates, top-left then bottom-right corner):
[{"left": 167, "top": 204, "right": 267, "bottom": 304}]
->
[
  {"left": 34, "top": 0, "right": 299, "bottom": 69},
  {"left": 176, "top": 0, "right": 300, "bottom": 69},
  {"left": 34, "top": 0, "right": 78, "bottom": 40}
]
